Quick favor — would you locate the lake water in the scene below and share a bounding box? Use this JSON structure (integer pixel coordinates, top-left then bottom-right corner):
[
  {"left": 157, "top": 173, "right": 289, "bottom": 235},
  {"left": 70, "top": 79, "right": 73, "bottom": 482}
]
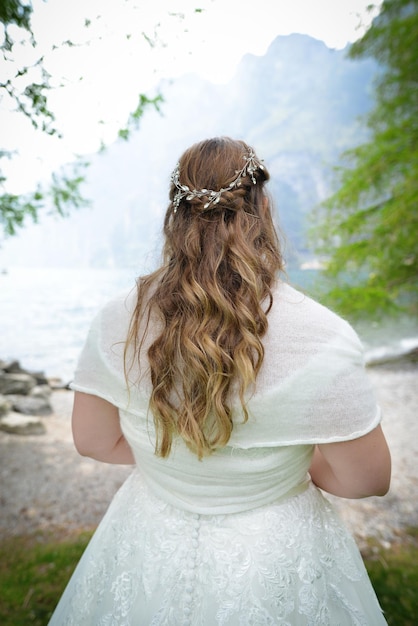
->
[
  {"left": 0, "top": 267, "right": 137, "bottom": 381},
  {"left": 1, "top": 266, "right": 417, "bottom": 382}
]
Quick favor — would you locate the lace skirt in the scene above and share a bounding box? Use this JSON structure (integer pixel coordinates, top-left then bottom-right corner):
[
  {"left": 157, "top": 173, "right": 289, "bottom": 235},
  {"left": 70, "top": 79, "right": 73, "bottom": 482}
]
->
[{"left": 48, "top": 468, "right": 387, "bottom": 626}]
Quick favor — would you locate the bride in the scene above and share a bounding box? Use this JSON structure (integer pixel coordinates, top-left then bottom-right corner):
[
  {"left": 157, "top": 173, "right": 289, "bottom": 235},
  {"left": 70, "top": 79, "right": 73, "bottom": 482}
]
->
[{"left": 48, "top": 136, "right": 390, "bottom": 625}]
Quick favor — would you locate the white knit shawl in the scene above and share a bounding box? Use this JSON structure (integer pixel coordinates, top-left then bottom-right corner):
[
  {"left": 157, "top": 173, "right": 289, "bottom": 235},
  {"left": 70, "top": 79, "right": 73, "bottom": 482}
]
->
[{"left": 71, "top": 281, "right": 381, "bottom": 449}]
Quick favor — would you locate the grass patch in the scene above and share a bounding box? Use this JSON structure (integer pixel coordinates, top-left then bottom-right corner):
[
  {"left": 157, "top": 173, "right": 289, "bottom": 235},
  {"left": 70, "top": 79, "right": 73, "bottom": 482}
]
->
[
  {"left": 362, "top": 529, "right": 418, "bottom": 626},
  {"left": 0, "top": 528, "right": 417, "bottom": 625},
  {"left": 0, "top": 530, "right": 92, "bottom": 626}
]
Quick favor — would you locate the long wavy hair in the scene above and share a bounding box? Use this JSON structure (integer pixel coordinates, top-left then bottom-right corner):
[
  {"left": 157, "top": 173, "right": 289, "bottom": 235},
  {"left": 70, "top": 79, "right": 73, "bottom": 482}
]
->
[{"left": 125, "top": 137, "right": 284, "bottom": 458}]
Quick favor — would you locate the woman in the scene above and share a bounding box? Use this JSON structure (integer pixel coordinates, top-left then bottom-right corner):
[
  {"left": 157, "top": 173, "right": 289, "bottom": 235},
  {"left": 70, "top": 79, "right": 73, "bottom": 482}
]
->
[{"left": 49, "top": 137, "right": 391, "bottom": 625}]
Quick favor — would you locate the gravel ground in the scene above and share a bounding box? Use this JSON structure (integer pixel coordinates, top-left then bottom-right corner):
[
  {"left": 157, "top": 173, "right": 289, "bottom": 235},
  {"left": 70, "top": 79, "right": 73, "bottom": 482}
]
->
[{"left": 0, "top": 362, "right": 417, "bottom": 549}]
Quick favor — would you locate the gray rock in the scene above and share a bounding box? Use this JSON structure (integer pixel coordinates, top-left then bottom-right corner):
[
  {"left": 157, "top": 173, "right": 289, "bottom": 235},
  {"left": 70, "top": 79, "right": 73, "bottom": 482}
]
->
[
  {"left": 1, "top": 360, "right": 48, "bottom": 385},
  {"left": 3, "top": 359, "right": 25, "bottom": 374},
  {"left": 32, "top": 372, "right": 49, "bottom": 385},
  {"left": 366, "top": 344, "right": 418, "bottom": 367},
  {"left": 0, "top": 394, "right": 11, "bottom": 417},
  {"left": 0, "top": 412, "right": 46, "bottom": 435},
  {"left": 5, "top": 394, "right": 53, "bottom": 416},
  {"left": 48, "top": 377, "right": 68, "bottom": 390},
  {"left": 30, "top": 385, "right": 52, "bottom": 399},
  {"left": 0, "top": 373, "right": 37, "bottom": 395}
]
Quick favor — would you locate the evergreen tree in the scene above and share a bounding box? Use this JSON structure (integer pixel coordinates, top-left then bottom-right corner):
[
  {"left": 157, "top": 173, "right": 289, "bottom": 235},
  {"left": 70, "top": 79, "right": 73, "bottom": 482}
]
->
[{"left": 311, "top": 0, "right": 418, "bottom": 317}]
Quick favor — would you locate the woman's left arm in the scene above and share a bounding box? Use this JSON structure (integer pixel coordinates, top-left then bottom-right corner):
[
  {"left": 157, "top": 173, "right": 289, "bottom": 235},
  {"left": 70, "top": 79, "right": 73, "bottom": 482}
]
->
[{"left": 72, "top": 391, "right": 135, "bottom": 465}]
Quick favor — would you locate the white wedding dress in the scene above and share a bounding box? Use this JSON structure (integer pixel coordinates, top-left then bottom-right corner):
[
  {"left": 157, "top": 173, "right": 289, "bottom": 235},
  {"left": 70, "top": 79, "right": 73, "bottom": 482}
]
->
[{"left": 48, "top": 282, "right": 387, "bottom": 625}]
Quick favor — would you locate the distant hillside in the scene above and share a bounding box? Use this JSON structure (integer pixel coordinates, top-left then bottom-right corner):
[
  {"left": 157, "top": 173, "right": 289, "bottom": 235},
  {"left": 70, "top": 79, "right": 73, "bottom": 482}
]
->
[{"left": 3, "top": 34, "right": 376, "bottom": 269}]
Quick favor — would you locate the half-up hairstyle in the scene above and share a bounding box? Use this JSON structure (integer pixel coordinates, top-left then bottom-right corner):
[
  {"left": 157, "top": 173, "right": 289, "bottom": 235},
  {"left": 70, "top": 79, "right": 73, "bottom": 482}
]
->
[{"left": 125, "top": 137, "right": 284, "bottom": 458}]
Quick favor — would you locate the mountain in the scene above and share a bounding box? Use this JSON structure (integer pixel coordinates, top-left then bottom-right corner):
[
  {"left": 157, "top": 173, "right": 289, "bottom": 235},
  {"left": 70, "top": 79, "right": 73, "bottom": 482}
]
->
[{"left": 2, "top": 34, "right": 376, "bottom": 270}]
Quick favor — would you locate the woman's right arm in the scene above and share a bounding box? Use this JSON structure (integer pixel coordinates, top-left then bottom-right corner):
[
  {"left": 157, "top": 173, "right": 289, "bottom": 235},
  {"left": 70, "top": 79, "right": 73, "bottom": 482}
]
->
[
  {"left": 309, "top": 425, "right": 391, "bottom": 499},
  {"left": 72, "top": 391, "right": 135, "bottom": 465}
]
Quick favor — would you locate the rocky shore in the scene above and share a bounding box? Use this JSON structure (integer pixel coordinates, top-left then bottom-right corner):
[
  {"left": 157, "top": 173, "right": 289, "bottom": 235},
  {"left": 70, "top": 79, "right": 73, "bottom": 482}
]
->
[
  {"left": 0, "top": 359, "right": 68, "bottom": 435},
  {"left": 0, "top": 361, "right": 131, "bottom": 539},
  {"left": 0, "top": 357, "right": 417, "bottom": 552}
]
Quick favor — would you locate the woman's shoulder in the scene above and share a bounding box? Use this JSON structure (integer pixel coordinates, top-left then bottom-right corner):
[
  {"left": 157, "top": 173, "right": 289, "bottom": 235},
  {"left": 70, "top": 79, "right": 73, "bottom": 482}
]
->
[
  {"left": 269, "top": 280, "right": 360, "bottom": 345},
  {"left": 90, "top": 287, "right": 137, "bottom": 341},
  {"left": 254, "top": 281, "right": 371, "bottom": 412}
]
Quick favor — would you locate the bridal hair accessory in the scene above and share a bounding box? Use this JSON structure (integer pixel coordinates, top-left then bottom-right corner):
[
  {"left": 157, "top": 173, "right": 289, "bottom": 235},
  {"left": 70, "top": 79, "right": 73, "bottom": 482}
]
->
[{"left": 171, "top": 149, "right": 264, "bottom": 212}]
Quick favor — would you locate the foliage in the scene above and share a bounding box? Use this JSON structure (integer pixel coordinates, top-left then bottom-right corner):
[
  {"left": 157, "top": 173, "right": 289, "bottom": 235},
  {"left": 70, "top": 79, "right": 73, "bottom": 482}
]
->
[
  {"left": 0, "top": 0, "right": 32, "bottom": 44},
  {"left": 0, "top": 1, "right": 163, "bottom": 239},
  {"left": 117, "top": 93, "right": 164, "bottom": 142},
  {"left": 0, "top": 158, "right": 90, "bottom": 236},
  {"left": 0, "top": 529, "right": 417, "bottom": 625},
  {"left": 310, "top": 0, "right": 418, "bottom": 318},
  {"left": 0, "top": 1, "right": 89, "bottom": 237}
]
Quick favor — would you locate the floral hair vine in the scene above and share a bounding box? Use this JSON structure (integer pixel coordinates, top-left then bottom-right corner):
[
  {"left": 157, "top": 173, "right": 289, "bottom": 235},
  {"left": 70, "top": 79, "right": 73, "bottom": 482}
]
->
[{"left": 170, "top": 149, "right": 264, "bottom": 213}]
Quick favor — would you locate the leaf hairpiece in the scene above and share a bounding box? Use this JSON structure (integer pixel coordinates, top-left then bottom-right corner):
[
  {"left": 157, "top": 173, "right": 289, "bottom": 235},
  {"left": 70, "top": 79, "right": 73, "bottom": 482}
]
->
[{"left": 170, "top": 149, "right": 264, "bottom": 213}]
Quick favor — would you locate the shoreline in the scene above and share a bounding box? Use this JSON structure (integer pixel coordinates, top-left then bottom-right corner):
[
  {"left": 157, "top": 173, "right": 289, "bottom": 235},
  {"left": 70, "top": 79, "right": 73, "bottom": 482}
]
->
[{"left": 0, "top": 361, "right": 417, "bottom": 548}]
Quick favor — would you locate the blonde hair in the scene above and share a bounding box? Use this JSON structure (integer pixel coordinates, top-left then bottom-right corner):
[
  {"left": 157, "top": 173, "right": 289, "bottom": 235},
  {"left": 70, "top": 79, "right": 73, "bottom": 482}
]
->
[{"left": 126, "top": 137, "right": 284, "bottom": 458}]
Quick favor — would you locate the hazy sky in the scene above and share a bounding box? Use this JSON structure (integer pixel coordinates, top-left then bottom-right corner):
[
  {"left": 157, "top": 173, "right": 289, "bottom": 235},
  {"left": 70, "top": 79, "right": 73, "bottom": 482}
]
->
[{"left": 2, "top": 0, "right": 381, "bottom": 191}]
